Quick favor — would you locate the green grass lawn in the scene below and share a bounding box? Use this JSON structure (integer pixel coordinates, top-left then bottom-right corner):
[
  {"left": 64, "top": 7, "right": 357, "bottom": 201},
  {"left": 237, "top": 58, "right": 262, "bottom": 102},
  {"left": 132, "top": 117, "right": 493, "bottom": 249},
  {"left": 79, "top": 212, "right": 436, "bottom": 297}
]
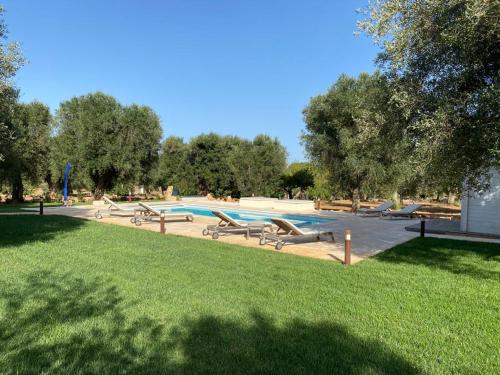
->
[{"left": 0, "top": 216, "right": 498, "bottom": 374}]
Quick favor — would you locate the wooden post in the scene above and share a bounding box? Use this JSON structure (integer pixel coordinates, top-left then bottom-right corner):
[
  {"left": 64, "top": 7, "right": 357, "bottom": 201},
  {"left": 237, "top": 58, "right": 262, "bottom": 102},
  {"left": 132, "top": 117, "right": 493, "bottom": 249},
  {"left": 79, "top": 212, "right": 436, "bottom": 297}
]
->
[
  {"left": 39, "top": 201, "right": 44, "bottom": 216},
  {"left": 420, "top": 220, "right": 425, "bottom": 238},
  {"left": 160, "top": 211, "right": 165, "bottom": 234},
  {"left": 344, "top": 229, "right": 351, "bottom": 266}
]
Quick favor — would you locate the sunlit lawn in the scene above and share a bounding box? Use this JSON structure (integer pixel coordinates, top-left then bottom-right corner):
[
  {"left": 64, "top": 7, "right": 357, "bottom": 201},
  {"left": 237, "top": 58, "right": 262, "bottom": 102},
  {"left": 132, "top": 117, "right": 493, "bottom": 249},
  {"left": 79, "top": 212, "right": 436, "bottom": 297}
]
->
[{"left": 0, "top": 215, "right": 498, "bottom": 374}]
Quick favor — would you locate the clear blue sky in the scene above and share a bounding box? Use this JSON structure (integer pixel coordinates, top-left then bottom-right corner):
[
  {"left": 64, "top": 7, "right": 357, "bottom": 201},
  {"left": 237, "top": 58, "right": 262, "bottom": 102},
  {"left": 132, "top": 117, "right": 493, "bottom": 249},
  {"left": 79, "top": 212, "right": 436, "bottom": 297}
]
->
[{"left": 4, "top": 0, "right": 379, "bottom": 162}]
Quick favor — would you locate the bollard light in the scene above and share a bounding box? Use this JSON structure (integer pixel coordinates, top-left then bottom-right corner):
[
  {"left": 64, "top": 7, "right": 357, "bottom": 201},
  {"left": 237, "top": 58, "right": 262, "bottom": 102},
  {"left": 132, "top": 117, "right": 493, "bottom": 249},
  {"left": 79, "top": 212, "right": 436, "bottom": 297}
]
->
[
  {"left": 344, "top": 229, "right": 352, "bottom": 266},
  {"left": 160, "top": 210, "right": 166, "bottom": 234},
  {"left": 420, "top": 220, "right": 426, "bottom": 238}
]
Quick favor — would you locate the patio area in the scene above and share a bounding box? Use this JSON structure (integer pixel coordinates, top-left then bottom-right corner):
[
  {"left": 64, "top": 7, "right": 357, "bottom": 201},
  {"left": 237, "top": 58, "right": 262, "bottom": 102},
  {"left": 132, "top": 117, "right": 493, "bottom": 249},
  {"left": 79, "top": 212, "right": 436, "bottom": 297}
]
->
[{"left": 37, "top": 203, "right": 422, "bottom": 264}]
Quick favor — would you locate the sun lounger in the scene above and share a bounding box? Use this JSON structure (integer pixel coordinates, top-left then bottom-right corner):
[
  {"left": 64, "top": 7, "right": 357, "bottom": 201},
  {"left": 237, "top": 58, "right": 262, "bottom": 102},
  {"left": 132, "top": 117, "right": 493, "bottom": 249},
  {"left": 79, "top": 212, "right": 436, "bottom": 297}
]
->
[
  {"left": 134, "top": 202, "right": 193, "bottom": 226},
  {"left": 95, "top": 196, "right": 141, "bottom": 223},
  {"left": 380, "top": 204, "right": 421, "bottom": 219},
  {"left": 202, "top": 210, "right": 273, "bottom": 240},
  {"left": 260, "top": 218, "right": 334, "bottom": 250},
  {"left": 355, "top": 201, "right": 393, "bottom": 216}
]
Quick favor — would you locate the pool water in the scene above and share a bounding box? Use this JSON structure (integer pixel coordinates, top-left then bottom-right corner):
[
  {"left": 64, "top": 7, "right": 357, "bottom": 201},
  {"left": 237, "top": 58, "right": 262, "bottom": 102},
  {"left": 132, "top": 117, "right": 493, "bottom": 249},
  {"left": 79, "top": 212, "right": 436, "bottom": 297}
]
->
[{"left": 153, "top": 205, "right": 334, "bottom": 226}]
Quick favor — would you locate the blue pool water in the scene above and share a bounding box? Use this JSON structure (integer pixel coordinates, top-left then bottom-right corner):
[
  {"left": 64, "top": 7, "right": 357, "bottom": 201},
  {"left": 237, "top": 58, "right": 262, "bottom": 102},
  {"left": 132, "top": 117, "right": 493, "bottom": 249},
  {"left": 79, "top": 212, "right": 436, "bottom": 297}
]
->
[{"left": 153, "top": 205, "right": 334, "bottom": 226}]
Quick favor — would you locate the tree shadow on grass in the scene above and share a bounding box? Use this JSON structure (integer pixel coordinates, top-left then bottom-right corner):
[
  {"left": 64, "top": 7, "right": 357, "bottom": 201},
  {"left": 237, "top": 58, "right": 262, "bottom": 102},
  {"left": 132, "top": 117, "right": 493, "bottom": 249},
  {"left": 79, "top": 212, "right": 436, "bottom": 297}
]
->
[
  {"left": 375, "top": 237, "right": 500, "bottom": 281},
  {"left": 0, "top": 215, "right": 85, "bottom": 248},
  {"left": 171, "top": 312, "right": 419, "bottom": 375},
  {"left": 0, "top": 271, "right": 420, "bottom": 374}
]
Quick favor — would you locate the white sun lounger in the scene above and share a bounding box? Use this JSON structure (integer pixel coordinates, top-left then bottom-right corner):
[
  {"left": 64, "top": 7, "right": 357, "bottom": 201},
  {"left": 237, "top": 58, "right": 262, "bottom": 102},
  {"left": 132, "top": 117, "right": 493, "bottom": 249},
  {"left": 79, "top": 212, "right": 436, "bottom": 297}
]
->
[
  {"left": 380, "top": 204, "right": 422, "bottom": 219},
  {"left": 202, "top": 210, "right": 273, "bottom": 240},
  {"left": 134, "top": 202, "right": 194, "bottom": 226},
  {"left": 355, "top": 201, "right": 394, "bottom": 216},
  {"left": 260, "top": 218, "right": 334, "bottom": 250}
]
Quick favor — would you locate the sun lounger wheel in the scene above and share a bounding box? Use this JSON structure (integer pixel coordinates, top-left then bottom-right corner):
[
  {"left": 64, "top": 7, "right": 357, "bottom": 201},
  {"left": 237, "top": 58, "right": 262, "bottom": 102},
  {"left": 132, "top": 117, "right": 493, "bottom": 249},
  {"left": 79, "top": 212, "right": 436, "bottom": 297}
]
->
[
  {"left": 212, "top": 232, "right": 219, "bottom": 240},
  {"left": 135, "top": 219, "right": 142, "bottom": 226},
  {"left": 130, "top": 217, "right": 136, "bottom": 224},
  {"left": 95, "top": 212, "right": 103, "bottom": 219},
  {"left": 275, "top": 242, "right": 283, "bottom": 250},
  {"left": 202, "top": 229, "right": 209, "bottom": 236}
]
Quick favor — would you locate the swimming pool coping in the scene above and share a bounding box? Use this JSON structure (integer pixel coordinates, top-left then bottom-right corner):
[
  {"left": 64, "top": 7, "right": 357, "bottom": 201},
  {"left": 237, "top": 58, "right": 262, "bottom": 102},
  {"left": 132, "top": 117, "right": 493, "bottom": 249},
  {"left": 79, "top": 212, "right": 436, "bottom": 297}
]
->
[{"left": 146, "top": 203, "right": 335, "bottom": 226}]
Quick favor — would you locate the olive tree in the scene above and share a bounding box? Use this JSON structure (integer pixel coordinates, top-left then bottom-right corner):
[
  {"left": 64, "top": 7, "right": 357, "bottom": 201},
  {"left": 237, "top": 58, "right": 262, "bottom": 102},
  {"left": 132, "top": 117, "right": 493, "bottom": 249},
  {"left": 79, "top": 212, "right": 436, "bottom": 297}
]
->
[
  {"left": 0, "top": 5, "right": 24, "bottom": 163},
  {"left": 358, "top": 0, "right": 500, "bottom": 190},
  {"left": 280, "top": 163, "right": 315, "bottom": 199},
  {"left": 155, "top": 136, "right": 196, "bottom": 195},
  {"left": 303, "top": 72, "right": 409, "bottom": 210},
  {"left": 232, "top": 135, "right": 287, "bottom": 197},
  {"left": 51, "top": 92, "right": 162, "bottom": 198},
  {"left": 1, "top": 102, "right": 52, "bottom": 201}
]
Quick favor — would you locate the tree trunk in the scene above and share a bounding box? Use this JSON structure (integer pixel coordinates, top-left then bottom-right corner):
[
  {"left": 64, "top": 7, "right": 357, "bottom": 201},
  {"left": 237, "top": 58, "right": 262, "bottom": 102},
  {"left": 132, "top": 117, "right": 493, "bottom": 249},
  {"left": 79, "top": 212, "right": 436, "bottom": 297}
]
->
[
  {"left": 11, "top": 174, "right": 24, "bottom": 202},
  {"left": 92, "top": 173, "right": 105, "bottom": 200},
  {"left": 351, "top": 188, "right": 360, "bottom": 212},
  {"left": 93, "top": 188, "right": 104, "bottom": 200},
  {"left": 293, "top": 189, "right": 306, "bottom": 200},
  {"left": 94, "top": 180, "right": 104, "bottom": 199}
]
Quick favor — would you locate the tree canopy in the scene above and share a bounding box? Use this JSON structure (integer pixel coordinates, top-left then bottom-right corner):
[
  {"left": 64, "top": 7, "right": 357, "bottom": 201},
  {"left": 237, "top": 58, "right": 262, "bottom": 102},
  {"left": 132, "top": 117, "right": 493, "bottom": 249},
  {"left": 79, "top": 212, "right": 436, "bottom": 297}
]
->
[
  {"left": 155, "top": 136, "right": 193, "bottom": 195},
  {"left": 0, "top": 102, "right": 51, "bottom": 201},
  {"left": 231, "top": 134, "right": 288, "bottom": 197},
  {"left": 156, "top": 133, "right": 287, "bottom": 197},
  {"left": 280, "top": 163, "right": 315, "bottom": 199},
  {"left": 51, "top": 92, "right": 162, "bottom": 198},
  {"left": 0, "top": 5, "right": 24, "bottom": 163},
  {"left": 358, "top": 0, "right": 500, "bottom": 189},
  {"left": 303, "top": 72, "right": 409, "bottom": 209}
]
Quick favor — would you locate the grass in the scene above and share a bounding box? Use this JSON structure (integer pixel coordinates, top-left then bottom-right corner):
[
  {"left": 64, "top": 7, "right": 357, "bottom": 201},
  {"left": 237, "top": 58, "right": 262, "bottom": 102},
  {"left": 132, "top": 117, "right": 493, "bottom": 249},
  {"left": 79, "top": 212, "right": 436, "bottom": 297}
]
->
[{"left": 0, "top": 216, "right": 498, "bottom": 374}]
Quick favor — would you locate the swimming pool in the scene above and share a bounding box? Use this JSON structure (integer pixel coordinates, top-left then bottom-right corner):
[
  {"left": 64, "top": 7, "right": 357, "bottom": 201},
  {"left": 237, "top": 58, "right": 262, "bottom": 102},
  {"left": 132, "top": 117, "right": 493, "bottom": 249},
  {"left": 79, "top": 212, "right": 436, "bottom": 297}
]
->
[{"left": 152, "top": 205, "right": 334, "bottom": 226}]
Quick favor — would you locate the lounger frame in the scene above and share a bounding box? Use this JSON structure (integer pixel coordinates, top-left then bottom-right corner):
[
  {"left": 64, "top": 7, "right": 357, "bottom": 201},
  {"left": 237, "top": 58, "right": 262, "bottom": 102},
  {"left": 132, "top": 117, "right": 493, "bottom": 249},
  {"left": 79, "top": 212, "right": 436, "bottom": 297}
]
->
[
  {"left": 260, "top": 218, "right": 335, "bottom": 250},
  {"left": 134, "top": 202, "right": 193, "bottom": 225},
  {"left": 380, "top": 204, "right": 422, "bottom": 219},
  {"left": 355, "top": 201, "right": 393, "bottom": 217},
  {"left": 202, "top": 211, "right": 273, "bottom": 240},
  {"left": 95, "top": 196, "right": 143, "bottom": 223}
]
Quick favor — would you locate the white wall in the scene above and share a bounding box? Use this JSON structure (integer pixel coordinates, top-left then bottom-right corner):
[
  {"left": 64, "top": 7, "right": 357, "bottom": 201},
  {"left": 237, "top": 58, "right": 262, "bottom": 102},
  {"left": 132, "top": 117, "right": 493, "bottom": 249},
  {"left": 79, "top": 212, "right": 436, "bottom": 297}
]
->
[{"left": 461, "top": 169, "right": 500, "bottom": 236}]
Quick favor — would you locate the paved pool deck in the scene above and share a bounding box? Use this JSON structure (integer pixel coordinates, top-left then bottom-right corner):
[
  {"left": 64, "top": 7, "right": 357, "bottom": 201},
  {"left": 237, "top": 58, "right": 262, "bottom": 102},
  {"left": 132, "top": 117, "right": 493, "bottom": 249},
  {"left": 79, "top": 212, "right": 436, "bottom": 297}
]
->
[
  {"left": 30, "top": 204, "right": 424, "bottom": 264},
  {"left": 406, "top": 219, "right": 500, "bottom": 241}
]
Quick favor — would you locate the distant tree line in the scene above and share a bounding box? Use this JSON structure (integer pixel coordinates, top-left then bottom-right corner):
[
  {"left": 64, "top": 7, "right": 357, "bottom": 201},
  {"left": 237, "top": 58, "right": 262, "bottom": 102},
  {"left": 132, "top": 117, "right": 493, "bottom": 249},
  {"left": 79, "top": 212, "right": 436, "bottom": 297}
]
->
[
  {"left": 156, "top": 133, "right": 287, "bottom": 198},
  {"left": 1, "top": 91, "right": 289, "bottom": 201},
  {"left": 1, "top": 1, "right": 498, "bottom": 206},
  {"left": 0, "top": 7, "right": 289, "bottom": 201}
]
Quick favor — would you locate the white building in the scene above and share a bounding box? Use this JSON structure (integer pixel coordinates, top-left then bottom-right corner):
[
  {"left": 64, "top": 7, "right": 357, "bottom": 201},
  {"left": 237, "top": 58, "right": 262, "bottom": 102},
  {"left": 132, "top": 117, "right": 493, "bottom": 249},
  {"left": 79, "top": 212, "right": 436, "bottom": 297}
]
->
[{"left": 460, "top": 169, "right": 500, "bottom": 236}]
